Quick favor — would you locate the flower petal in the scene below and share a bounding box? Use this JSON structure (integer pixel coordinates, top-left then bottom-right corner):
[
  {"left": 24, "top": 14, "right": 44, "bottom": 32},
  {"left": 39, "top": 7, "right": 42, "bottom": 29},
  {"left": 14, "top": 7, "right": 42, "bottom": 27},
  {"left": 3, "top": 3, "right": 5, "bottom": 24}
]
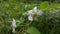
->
[
  {"left": 28, "top": 10, "right": 33, "bottom": 15},
  {"left": 12, "top": 28, "right": 15, "bottom": 33},
  {"left": 37, "top": 10, "right": 43, "bottom": 16},
  {"left": 33, "top": 7, "right": 37, "bottom": 12},
  {"left": 12, "top": 18, "right": 16, "bottom": 27},
  {"left": 28, "top": 16, "right": 33, "bottom": 21}
]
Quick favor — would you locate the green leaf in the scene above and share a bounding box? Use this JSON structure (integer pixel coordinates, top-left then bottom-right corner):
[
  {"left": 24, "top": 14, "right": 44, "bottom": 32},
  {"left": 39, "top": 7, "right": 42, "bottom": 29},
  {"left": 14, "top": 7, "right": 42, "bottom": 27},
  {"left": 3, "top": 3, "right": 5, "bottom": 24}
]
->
[
  {"left": 27, "top": 26, "right": 41, "bottom": 34},
  {"left": 16, "top": 16, "right": 25, "bottom": 27},
  {"left": 38, "top": 1, "right": 49, "bottom": 9},
  {"left": 48, "top": 3, "right": 60, "bottom": 9}
]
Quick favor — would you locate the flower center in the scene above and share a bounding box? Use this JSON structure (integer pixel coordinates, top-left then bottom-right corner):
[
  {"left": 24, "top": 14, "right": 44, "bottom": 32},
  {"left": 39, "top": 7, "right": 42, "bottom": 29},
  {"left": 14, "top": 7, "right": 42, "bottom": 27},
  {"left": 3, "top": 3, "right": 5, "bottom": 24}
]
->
[{"left": 31, "top": 11, "right": 37, "bottom": 18}]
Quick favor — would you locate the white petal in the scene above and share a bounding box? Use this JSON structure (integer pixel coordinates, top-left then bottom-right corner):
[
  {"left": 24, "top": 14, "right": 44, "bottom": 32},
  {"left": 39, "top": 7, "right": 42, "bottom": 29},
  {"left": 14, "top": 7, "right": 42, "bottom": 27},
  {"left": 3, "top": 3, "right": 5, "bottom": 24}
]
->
[
  {"left": 37, "top": 10, "right": 43, "bottom": 16},
  {"left": 12, "top": 18, "right": 16, "bottom": 27},
  {"left": 28, "top": 16, "right": 33, "bottom": 21},
  {"left": 28, "top": 10, "right": 33, "bottom": 15},
  {"left": 33, "top": 7, "right": 37, "bottom": 10},
  {"left": 33, "top": 7, "right": 37, "bottom": 12},
  {"left": 12, "top": 28, "right": 15, "bottom": 33}
]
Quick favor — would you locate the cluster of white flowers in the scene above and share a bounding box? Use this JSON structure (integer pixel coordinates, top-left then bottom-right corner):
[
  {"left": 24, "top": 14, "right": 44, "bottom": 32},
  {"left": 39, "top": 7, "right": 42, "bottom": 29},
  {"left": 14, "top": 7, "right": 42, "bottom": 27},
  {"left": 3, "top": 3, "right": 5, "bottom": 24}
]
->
[
  {"left": 28, "top": 7, "right": 43, "bottom": 21},
  {"left": 11, "top": 7, "right": 43, "bottom": 33},
  {"left": 12, "top": 18, "right": 16, "bottom": 33}
]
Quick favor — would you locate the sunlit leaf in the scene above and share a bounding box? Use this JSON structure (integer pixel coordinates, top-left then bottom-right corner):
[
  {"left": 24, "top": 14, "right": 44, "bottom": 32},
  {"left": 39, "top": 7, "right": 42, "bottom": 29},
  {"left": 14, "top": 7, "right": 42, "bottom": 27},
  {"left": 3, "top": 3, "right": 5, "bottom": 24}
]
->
[{"left": 27, "top": 26, "right": 41, "bottom": 34}]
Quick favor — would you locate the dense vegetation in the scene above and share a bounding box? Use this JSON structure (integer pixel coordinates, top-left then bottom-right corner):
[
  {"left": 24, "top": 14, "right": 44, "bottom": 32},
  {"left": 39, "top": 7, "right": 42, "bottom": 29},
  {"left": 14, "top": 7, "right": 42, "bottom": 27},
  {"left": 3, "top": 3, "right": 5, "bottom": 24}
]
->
[{"left": 0, "top": 0, "right": 60, "bottom": 34}]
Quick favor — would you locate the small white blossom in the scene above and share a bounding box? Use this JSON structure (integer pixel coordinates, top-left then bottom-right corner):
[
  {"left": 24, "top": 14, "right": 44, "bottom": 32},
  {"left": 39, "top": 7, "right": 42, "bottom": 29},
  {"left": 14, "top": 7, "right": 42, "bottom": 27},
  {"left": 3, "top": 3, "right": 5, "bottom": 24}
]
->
[
  {"left": 28, "top": 7, "right": 43, "bottom": 21},
  {"left": 12, "top": 28, "right": 15, "bottom": 33},
  {"left": 12, "top": 18, "right": 16, "bottom": 27},
  {"left": 12, "top": 18, "right": 16, "bottom": 33}
]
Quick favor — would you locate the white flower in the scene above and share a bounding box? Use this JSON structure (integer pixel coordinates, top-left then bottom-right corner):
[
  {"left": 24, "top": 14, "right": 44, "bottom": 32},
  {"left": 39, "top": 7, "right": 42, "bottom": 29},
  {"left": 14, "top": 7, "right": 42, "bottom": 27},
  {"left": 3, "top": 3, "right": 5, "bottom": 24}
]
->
[
  {"left": 12, "top": 28, "right": 15, "bottom": 33},
  {"left": 12, "top": 18, "right": 16, "bottom": 33},
  {"left": 28, "top": 15, "right": 33, "bottom": 21},
  {"left": 12, "top": 18, "right": 16, "bottom": 27},
  {"left": 28, "top": 7, "right": 43, "bottom": 21}
]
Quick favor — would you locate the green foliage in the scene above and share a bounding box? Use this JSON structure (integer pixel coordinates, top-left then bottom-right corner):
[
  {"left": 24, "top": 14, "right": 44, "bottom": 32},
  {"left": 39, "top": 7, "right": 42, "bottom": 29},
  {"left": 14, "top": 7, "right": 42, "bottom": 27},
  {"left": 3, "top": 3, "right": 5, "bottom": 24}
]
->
[
  {"left": 48, "top": 3, "right": 60, "bottom": 9},
  {"left": 0, "top": 0, "right": 60, "bottom": 34},
  {"left": 38, "top": 1, "right": 49, "bottom": 9},
  {"left": 27, "top": 26, "right": 41, "bottom": 34}
]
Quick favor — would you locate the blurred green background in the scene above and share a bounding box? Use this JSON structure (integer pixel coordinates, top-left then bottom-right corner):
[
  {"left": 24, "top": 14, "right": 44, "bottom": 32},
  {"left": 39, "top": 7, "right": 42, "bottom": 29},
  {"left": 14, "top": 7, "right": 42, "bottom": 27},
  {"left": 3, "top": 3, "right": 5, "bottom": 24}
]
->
[{"left": 0, "top": 0, "right": 60, "bottom": 34}]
